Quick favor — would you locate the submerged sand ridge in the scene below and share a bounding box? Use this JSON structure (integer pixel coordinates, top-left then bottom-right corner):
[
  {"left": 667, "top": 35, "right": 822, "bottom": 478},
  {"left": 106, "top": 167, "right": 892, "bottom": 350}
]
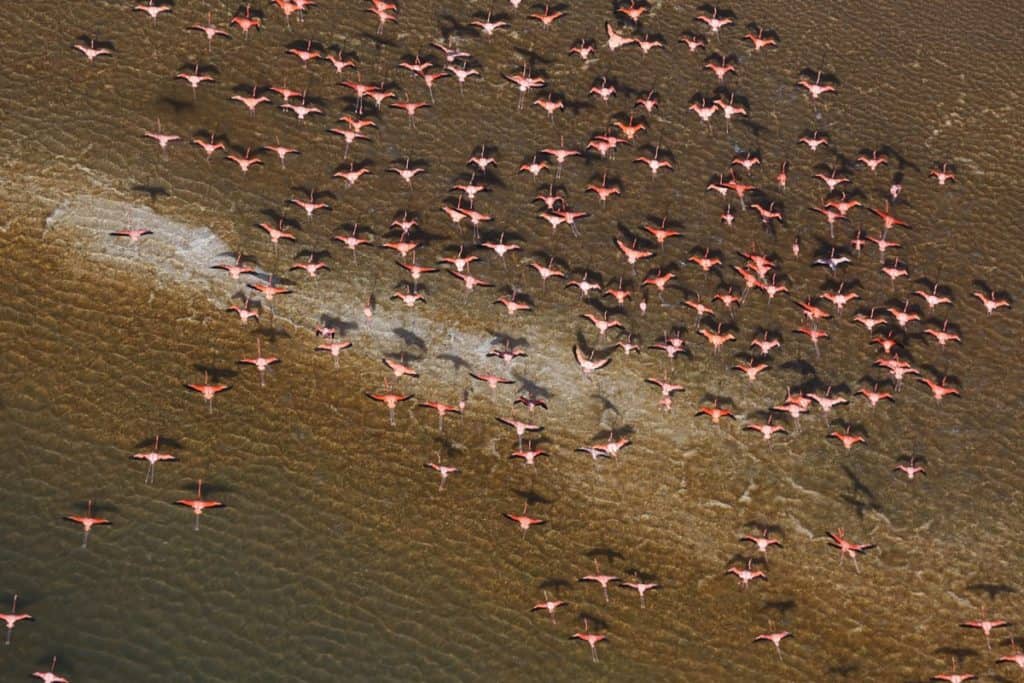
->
[
  {"left": 45, "top": 196, "right": 235, "bottom": 302},
  {"left": 41, "top": 193, "right": 637, "bottom": 422}
]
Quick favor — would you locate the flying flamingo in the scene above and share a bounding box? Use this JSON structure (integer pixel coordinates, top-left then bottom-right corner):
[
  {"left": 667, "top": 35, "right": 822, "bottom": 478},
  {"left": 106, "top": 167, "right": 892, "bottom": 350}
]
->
[
  {"left": 619, "top": 576, "right": 659, "bottom": 608},
  {"left": 32, "top": 656, "right": 70, "bottom": 683},
  {"left": 754, "top": 630, "right": 791, "bottom": 660},
  {"left": 503, "top": 502, "right": 545, "bottom": 537},
  {"left": 176, "top": 480, "right": 225, "bottom": 531},
  {"left": 570, "top": 618, "right": 607, "bottom": 662},
  {"left": 530, "top": 591, "right": 568, "bottom": 623},
  {"left": 0, "top": 594, "right": 32, "bottom": 644},
  {"left": 130, "top": 435, "right": 177, "bottom": 484},
  {"left": 64, "top": 500, "right": 110, "bottom": 548},
  {"left": 185, "top": 371, "right": 230, "bottom": 414},
  {"left": 579, "top": 559, "right": 619, "bottom": 603},
  {"left": 366, "top": 389, "right": 413, "bottom": 426},
  {"left": 238, "top": 339, "right": 280, "bottom": 387},
  {"left": 424, "top": 455, "right": 459, "bottom": 491}
]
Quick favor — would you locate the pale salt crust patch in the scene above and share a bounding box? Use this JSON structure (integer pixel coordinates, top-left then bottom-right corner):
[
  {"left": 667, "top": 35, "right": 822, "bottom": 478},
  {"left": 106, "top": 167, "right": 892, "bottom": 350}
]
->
[{"left": 42, "top": 195, "right": 608, "bottom": 413}]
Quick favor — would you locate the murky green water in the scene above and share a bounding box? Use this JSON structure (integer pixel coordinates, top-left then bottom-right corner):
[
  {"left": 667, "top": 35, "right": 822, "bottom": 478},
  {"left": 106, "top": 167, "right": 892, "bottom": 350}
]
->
[{"left": 1, "top": 1, "right": 1023, "bottom": 681}]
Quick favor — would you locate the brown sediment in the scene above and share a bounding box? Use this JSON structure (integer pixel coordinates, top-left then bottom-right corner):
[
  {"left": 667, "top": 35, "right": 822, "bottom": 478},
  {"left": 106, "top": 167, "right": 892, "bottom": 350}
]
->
[{"left": 1, "top": 1, "right": 1023, "bottom": 681}]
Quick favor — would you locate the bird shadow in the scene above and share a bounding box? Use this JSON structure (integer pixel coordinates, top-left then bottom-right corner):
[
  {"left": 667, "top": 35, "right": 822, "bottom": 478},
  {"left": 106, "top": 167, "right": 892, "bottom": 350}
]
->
[
  {"left": 512, "top": 45, "right": 556, "bottom": 67},
  {"left": 590, "top": 423, "right": 634, "bottom": 442},
  {"left": 70, "top": 499, "right": 119, "bottom": 514},
  {"left": 590, "top": 393, "right": 619, "bottom": 414},
  {"left": 512, "top": 372, "right": 552, "bottom": 399},
  {"left": 76, "top": 35, "right": 115, "bottom": 51},
  {"left": 251, "top": 326, "right": 292, "bottom": 342},
  {"left": 258, "top": 209, "right": 302, "bottom": 231},
  {"left": 177, "top": 479, "right": 234, "bottom": 495},
  {"left": 132, "top": 436, "right": 184, "bottom": 450},
  {"left": 696, "top": 4, "right": 737, "bottom": 20},
  {"left": 539, "top": 577, "right": 572, "bottom": 591},
  {"left": 158, "top": 96, "right": 194, "bottom": 114},
  {"left": 762, "top": 599, "right": 797, "bottom": 615},
  {"left": 744, "top": 520, "right": 785, "bottom": 536},
  {"left": 437, "top": 13, "right": 477, "bottom": 40},
  {"left": 488, "top": 330, "right": 531, "bottom": 349},
  {"left": 357, "top": 31, "right": 398, "bottom": 49},
  {"left": 622, "top": 568, "right": 659, "bottom": 582},
  {"left": 838, "top": 493, "right": 882, "bottom": 520},
  {"left": 841, "top": 464, "right": 880, "bottom": 507},
  {"left": 248, "top": 272, "right": 296, "bottom": 286},
  {"left": 726, "top": 553, "right": 767, "bottom": 569},
  {"left": 965, "top": 582, "right": 1016, "bottom": 600},
  {"left": 933, "top": 645, "right": 979, "bottom": 664},
  {"left": 437, "top": 353, "right": 471, "bottom": 371},
  {"left": 512, "top": 488, "right": 553, "bottom": 506},
  {"left": 130, "top": 184, "right": 170, "bottom": 201},
  {"left": 585, "top": 547, "right": 625, "bottom": 563},
  {"left": 825, "top": 662, "right": 859, "bottom": 678},
  {"left": 576, "top": 612, "right": 609, "bottom": 631},
  {"left": 393, "top": 327, "right": 427, "bottom": 351},
  {"left": 697, "top": 392, "right": 734, "bottom": 408},
  {"left": 318, "top": 315, "right": 359, "bottom": 336},
  {"left": 878, "top": 145, "right": 919, "bottom": 172},
  {"left": 191, "top": 363, "right": 238, "bottom": 381}
]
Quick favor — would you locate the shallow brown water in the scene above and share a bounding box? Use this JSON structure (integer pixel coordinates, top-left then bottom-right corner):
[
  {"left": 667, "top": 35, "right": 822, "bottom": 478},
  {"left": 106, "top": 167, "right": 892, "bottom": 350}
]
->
[{"left": 1, "top": 1, "right": 1023, "bottom": 681}]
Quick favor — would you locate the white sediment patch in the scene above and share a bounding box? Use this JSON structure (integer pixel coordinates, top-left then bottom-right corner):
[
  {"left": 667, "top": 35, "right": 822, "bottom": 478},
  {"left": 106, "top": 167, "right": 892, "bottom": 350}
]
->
[
  {"left": 44, "top": 196, "right": 237, "bottom": 304},
  {"left": 40, "top": 195, "right": 548, "bottom": 389}
]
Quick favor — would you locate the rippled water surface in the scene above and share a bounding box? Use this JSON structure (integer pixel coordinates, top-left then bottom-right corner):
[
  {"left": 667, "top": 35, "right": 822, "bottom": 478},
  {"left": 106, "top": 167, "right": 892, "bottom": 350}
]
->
[{"left": 2, "top": 1, "right": 1023, "bottom": 681}]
